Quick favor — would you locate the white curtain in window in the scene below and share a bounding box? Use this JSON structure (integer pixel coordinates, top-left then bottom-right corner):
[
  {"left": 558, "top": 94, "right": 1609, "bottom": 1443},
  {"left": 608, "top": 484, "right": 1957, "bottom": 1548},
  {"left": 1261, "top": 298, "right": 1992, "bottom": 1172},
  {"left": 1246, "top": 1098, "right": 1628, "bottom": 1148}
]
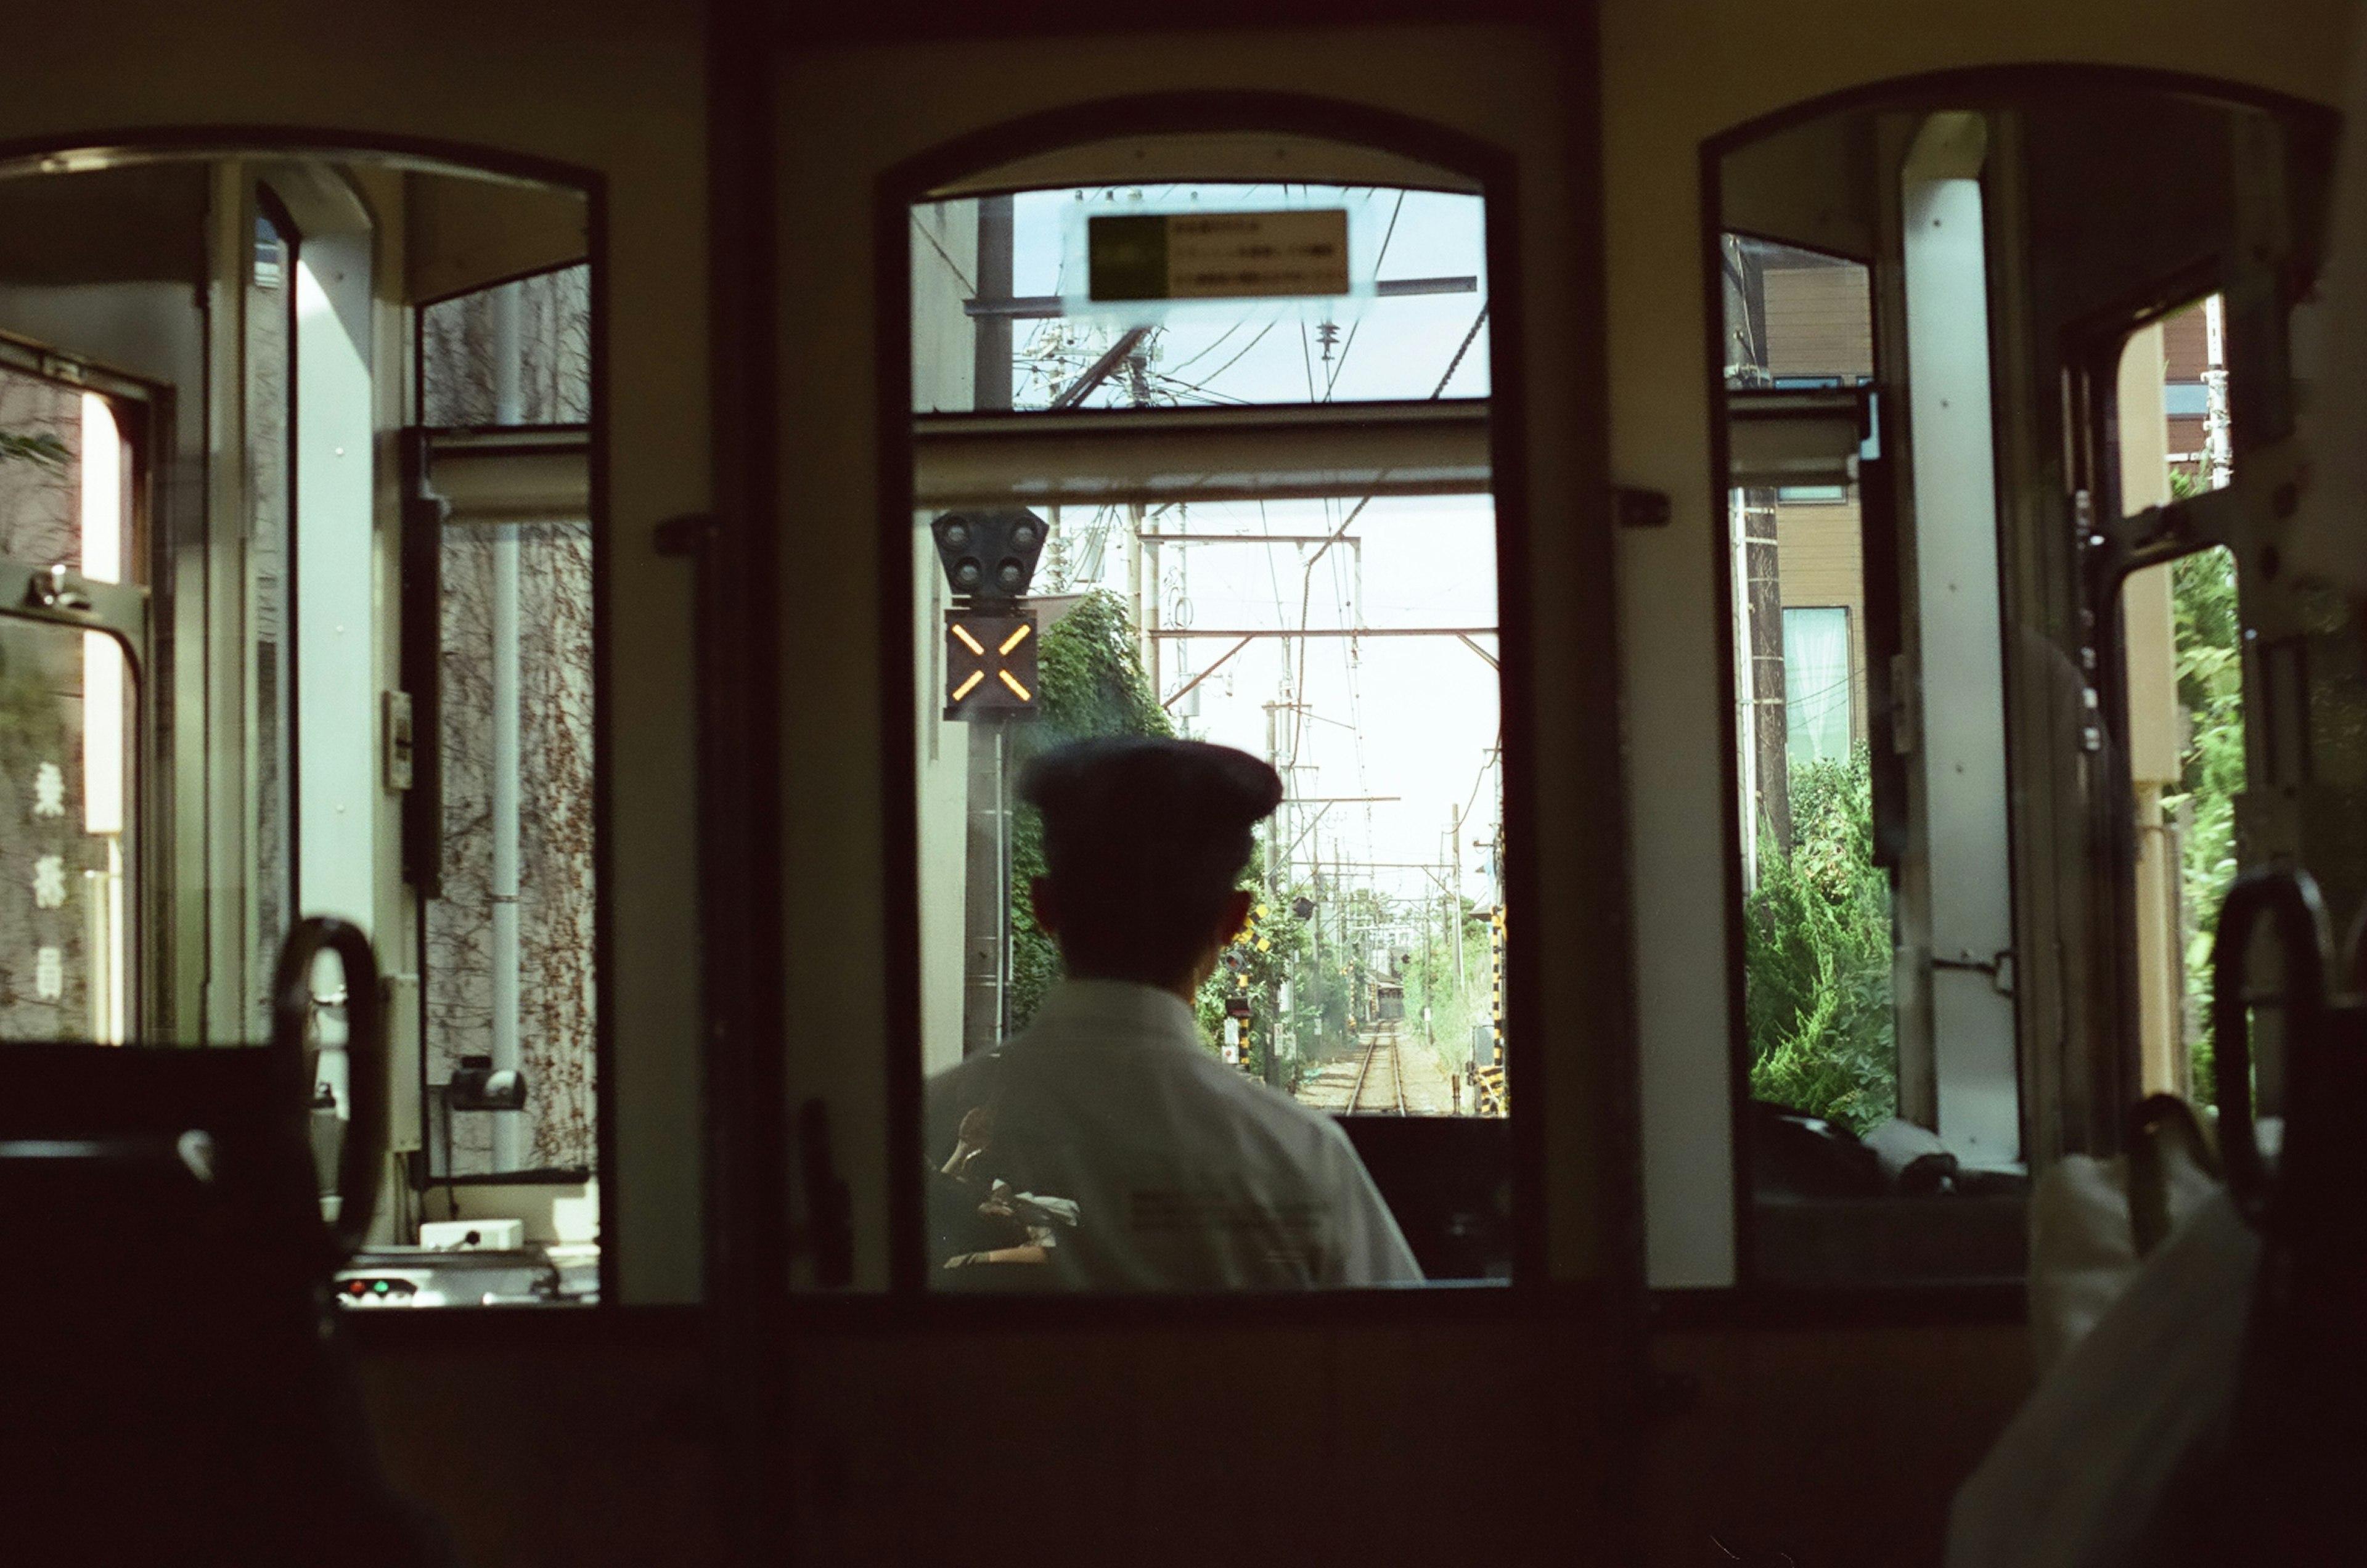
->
[{"left": 1783, "top": 606, "right": 1852, "bottom": 765}]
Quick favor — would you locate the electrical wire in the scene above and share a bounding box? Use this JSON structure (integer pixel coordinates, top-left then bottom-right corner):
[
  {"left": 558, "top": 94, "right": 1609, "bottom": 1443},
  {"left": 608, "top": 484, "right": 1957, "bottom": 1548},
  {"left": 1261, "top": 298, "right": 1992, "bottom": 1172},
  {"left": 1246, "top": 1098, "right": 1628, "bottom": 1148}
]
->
[
  {"left": 1460, "top": 732, "right": 1500, "bottom": 831},
  {"left": 1192, "top": 319, "right": 1277, "bottom": 393},
  {"left": 1323, "top": 189, "right": 1407, "bottom": 401},
  {"left": 1145, "top": 370, "right": 1254, "bottom": 406},
  {"left": 1166, "top": 317, "right": 1245, "bottom": 377},
  {"left": 1431, "top": 302, "right": 1490, "bottom": 398}
]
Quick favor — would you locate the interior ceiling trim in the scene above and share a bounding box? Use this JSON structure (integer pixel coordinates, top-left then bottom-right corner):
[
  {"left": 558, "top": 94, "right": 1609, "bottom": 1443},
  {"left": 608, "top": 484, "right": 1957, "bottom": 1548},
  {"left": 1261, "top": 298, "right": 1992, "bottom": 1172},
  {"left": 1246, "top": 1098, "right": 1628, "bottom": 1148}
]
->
[
  {"left": 928, "top": 130, "right": 1482, "bottom": 199},
  {"left": 912, "top": 399, "right": 1491, "bottom": 508}
]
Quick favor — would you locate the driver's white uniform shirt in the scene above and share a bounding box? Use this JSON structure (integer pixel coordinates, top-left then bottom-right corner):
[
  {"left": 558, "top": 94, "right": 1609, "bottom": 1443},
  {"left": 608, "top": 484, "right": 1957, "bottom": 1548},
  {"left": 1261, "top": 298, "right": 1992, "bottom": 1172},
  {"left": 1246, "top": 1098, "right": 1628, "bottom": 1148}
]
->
[{"left": 925, "top": 979, "right": 1424, "bottom": 1290}]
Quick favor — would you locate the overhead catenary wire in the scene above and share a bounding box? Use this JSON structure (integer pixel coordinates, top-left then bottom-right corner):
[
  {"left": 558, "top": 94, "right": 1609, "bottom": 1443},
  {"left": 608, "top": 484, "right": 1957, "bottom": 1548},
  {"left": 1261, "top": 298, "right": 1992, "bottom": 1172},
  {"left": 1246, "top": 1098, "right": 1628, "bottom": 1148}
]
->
[
  {"left": 1431, "top": 302, "right": 1490, "bottom": 399},
  {"left": 1323, "top": 189, "right": 1407, "bottom": 401},
  {"left": 1166, "top": 317, "right": 1246, "bottom": 377},
  {"left": 1192, "top": 319, "right": 1278, "bottom": 392},
  {"left": 1143, "top": 370, "right": 1255, "bottom": 406}
]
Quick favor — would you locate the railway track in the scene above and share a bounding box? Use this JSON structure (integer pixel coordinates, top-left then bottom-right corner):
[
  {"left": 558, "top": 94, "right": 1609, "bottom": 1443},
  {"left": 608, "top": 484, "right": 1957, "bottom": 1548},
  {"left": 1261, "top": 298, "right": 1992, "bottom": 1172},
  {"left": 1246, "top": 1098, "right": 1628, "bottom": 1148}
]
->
[{"left": 1347, "top": 1026, "right": 1408, "bottom": 1116}]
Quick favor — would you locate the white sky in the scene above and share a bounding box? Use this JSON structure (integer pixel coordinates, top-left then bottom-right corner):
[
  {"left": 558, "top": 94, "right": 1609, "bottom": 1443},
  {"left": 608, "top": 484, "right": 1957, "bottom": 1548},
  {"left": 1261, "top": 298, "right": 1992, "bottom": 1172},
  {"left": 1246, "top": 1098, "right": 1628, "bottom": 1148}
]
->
[{"left": 942, "top": 184, "right": 1503, "bottom": 917}]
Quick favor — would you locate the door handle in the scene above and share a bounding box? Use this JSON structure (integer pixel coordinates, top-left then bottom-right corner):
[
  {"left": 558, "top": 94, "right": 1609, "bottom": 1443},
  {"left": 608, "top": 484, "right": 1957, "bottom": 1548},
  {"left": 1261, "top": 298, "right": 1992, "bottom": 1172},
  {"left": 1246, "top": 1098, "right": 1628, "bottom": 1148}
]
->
[
  {"left": 26, "top": 562, "right": 92, "bottom": 613},
  {"left": 1931, "top": 947, "right": 2016, "bottom": 996}
]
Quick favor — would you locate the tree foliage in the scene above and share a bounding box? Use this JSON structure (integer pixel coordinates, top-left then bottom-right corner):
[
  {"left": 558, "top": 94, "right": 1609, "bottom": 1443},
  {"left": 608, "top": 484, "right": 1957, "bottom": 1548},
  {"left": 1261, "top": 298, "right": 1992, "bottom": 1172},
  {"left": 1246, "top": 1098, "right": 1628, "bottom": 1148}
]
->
[
  {"left": 2165, "top": 544, "right": 2246, "bottom": 1105},
  {"left": 1399, "top": 900, "right": 1491, "bottom": 1079},
  {"left": 1192, "top": 847, "right": 1313, "bottom": 1079},
  {"left": 1743, "top": 748, "right": 1897, "bottom": 1133},
  {"left": 1004, "top": 591, "right": 1174, "bottom": 1034}
]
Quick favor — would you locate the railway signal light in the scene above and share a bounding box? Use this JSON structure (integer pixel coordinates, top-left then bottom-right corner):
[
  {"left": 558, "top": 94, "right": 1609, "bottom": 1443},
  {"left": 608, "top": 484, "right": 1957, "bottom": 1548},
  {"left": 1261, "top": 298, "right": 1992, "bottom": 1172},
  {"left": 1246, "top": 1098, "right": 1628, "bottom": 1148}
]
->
[
  {"left": 944, "top": 610, "right": 1040, "bottom": 720},
  {"left": 931, "top": 508, "right": 1047, "bottom": 606}
]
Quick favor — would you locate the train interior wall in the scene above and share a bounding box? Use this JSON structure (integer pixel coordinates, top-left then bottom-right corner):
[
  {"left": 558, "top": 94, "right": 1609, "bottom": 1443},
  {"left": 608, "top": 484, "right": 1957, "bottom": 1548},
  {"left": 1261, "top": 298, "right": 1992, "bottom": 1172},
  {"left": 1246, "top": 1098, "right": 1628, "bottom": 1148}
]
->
[
  {"left": 351, "top": 1315, "right": 2029, "bottom": 1566},
  {"left": 2, "top": 0, "right": 2356, "bottom": 1561}
]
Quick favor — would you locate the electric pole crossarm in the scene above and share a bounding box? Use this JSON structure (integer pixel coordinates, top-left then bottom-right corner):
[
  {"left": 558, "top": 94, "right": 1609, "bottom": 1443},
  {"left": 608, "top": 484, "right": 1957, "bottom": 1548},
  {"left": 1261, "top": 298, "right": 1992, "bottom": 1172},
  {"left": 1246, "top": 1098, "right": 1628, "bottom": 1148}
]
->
[{"left": 1050, "top": 326, "right": 1152, "bottom": 410}]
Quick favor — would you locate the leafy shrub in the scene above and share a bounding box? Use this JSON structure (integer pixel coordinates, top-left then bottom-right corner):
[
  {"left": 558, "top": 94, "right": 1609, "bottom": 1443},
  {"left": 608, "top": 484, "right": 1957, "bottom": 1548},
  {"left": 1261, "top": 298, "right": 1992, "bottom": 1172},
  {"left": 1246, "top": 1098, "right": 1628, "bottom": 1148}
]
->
[
  {"left": 1004, "top": 591, "right": 1174, "bottom": 1035},
  {"left": 2165, "top": 545, "right": 2245, "bottom": 1106},
  {"left": 1743, "top": 749, "right": 1897, "bottom": 1133}
]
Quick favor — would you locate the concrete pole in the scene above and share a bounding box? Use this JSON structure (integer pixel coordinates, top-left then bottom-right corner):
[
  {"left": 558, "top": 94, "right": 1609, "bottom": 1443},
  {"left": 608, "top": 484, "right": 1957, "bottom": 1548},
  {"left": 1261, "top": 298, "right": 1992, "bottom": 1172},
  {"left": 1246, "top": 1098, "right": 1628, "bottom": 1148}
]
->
[
  {"left": 961, "top": 718, "right": 1008, "bottom": 1056},
  {"left": 1422, "top": 891, "right": 1436, "bottom": 1054},
  {"left": 490, "top": 280, "right": 526, "bottom": 1171},
  {"left": 973, "top": 195, "right": 1013, "bottom": 409},
  {"left": 1450, "top": 805, "right": 1466, "bottom": 999},
  {"left": 1143, "top": 511, "right": 1160, "bottom": 700},
  {"left": 2203, "top": 294, "right": 2233, "bottom": 492},
  {"left": 1129, "top": 501, "right": 1148, "bottom": 683},
  {"left": 1730, "top": 489, "right": 1760, "bottom": 892},
  {"left": 959, "top": 198, "right": 1017, "bottom": 1057},
  {"left": 1263, "top": 700, "right": 1282, "bottom": 898}
]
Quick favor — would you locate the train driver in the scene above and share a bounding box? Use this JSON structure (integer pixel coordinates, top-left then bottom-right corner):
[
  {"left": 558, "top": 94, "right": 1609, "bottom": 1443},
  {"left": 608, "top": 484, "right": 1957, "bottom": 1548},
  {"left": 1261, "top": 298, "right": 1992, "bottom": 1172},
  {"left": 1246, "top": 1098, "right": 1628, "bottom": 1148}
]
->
[{"left": 925, "top": 737, "right": 1423, "bottom": 1289}]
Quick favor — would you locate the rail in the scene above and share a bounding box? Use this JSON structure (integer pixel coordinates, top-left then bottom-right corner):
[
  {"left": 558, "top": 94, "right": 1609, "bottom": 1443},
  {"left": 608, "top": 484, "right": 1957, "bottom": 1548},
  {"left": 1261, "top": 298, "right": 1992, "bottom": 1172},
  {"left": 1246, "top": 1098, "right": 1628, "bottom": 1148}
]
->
[{"left": 1346, "top": 1028, "right": 1408, "bottom": 1116}]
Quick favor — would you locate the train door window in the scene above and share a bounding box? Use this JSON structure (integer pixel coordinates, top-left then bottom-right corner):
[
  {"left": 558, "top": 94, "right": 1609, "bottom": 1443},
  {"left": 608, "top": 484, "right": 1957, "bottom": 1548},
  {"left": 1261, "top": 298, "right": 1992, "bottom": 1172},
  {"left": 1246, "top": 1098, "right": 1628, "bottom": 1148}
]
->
[
  {"left": 1719, "top": 143, "right": 2028, "bottom": 1287},
  {"left": 2112, "top": 300, "right": 2247, "bottom": 1109},
  {"left": 1703, "top": 81, "right": 2337, "bottom": 1292},
  {"left": 906, "top": 149, "right": 1510, "bottom": 1290},
  {"left": 1722, "top": 236, "right": 1907, "bottom": 1254},
  {"left": 409, "top": 247, "right": 599, "bottom": 1301}
]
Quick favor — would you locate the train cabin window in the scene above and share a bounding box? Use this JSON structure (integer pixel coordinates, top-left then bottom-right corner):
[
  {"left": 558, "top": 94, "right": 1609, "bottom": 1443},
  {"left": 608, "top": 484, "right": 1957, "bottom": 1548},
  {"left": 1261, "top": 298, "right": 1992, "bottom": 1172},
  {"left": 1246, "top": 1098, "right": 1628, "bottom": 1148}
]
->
[
  {"left": 905, "top": 149, "right": 1511, "bottom": 1291},
  {"left": 1705, "top": 81, "right": 2338, "bottom": 1291},
  {"left": 414, "top": 266, "right": 597, "bottom": 1206},
  {"left": 0, "top": 151, "right": 603, "bottom": 1307}
]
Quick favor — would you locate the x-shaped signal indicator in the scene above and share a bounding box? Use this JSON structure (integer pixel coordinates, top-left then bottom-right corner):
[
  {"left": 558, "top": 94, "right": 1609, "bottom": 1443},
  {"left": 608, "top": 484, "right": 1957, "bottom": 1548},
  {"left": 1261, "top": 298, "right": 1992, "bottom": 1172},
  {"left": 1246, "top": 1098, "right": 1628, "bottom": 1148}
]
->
[{"left": 944, "top": 610, "right": 1040, "bottom": 720}]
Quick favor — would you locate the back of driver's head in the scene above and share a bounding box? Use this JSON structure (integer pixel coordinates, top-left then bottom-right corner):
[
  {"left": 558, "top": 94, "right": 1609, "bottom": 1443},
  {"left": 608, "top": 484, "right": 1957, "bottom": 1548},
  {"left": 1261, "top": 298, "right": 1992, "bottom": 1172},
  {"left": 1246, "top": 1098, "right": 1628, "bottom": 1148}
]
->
[{"left": 1021, "top": 737, "right": 1283, "bottom": 984}]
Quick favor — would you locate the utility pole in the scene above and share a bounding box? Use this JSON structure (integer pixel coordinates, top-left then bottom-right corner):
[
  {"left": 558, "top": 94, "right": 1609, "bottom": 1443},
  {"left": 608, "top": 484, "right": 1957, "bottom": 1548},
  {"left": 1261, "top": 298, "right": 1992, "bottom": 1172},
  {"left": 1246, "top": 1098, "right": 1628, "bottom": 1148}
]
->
[
  {"left": 2203, "top": 294, "right": 2233, "bottom": 492},
  {"left": 1135, "top": 500, "right": 1155, "bottom": 693},
  {"left": 1450, "top": 806, "right": 1466, "bottom": 999},
  {"left": 958, "top": 196, "right": 1018, "bottom": 1057},
  {"left": 962, "top": 719, "right": 1010, "bottom": 1056},
  {"left": 973, "top": 195, "right": 1012, "bottom": 408},
  {"left": 1421, "top": 892, "right": 1436, "bottom": 1055},
  {"left": 1262, "top": 698, "right": 1283, "bottom": 899}
]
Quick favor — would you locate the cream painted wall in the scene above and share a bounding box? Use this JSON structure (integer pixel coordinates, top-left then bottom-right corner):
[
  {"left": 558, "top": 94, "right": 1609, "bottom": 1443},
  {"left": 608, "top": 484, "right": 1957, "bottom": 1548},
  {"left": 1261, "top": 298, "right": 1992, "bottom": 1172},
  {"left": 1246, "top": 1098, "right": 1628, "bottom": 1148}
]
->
[
  {"left": 773, "top": 23, "right": 1608, "bottom": 1289},
  {"left": 910, "top": 199, "right": 978, "bottom": 1076},
  {"left": 0, "top": 0, "right": 710, "bottom": 1302},
  {"left": 1601, "top": 0, "right": 2358, "bottom": 1286}
]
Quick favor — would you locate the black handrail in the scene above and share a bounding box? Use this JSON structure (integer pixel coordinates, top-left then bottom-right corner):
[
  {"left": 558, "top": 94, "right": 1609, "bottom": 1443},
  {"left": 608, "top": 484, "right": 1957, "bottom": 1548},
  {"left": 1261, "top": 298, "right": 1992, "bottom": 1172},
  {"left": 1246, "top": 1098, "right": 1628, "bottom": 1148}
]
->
[
  {"left": 271, "top": 916, "right": 385, "bottom": 1259},
  {"left": 2209, "top": 867, "right": 2333, "bottom": 1228}
]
